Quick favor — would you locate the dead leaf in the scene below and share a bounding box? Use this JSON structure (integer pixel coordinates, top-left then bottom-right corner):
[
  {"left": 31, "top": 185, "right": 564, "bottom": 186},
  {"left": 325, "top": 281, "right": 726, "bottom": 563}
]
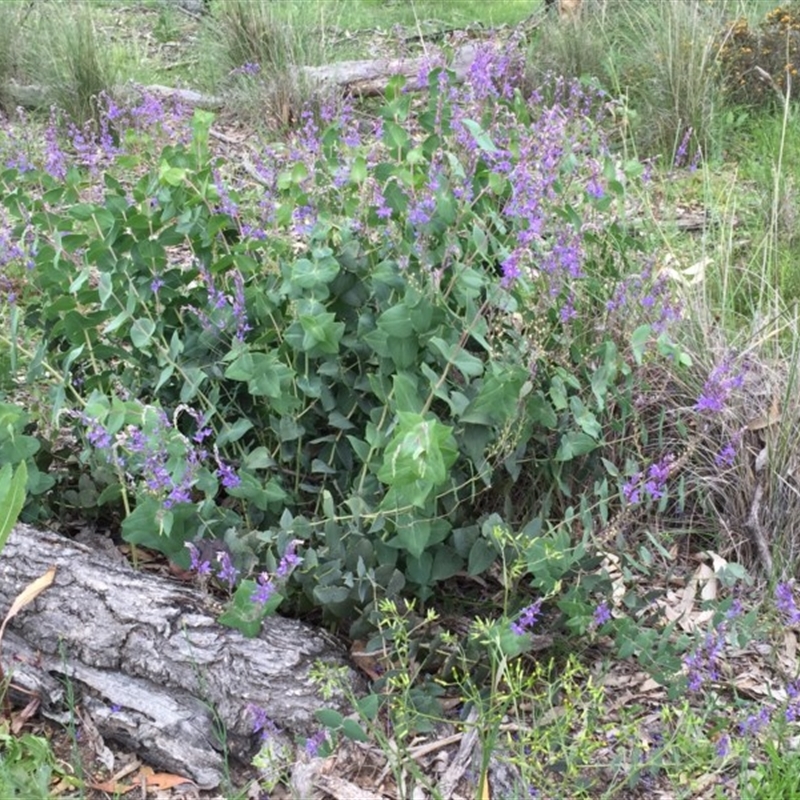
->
[
  {"left": 0, "top": 566, "right": 56, "bottom": 650},
  {"left": 143, "top": 771, "right": 196, "bottom": 790},
  {"left": 351, "top": 640, "right": 385, "bottom": 681},
  {"left": 10, "top": 696, "right": 40, "bottom": 735},
  {"left": 747, "top": 395, "right": 781, "bottom": 430},
  {"left": 88, "top": 779, "right": 137, "bottom": 795}
]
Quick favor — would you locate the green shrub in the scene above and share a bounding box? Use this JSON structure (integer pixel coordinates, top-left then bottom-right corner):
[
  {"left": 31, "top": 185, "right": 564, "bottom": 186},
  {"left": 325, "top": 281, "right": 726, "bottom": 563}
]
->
[{"left": 0, "top": 47, "right": 735, "bottom": 664}]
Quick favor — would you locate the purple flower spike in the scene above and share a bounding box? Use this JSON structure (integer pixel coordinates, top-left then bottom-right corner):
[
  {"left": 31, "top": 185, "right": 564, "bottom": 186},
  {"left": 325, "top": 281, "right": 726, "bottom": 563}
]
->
[
  {"left": 216, "top": 550, "right": 240, "bottom": 589},
  {"left": 511, "top": 599, "right": 543, "bottom": 636},
  {"left": 776, "top": 583, "right": 800, "bottom": 625},
  {"left": 186, "top": 542, "right": 212, "bottom": 575}
]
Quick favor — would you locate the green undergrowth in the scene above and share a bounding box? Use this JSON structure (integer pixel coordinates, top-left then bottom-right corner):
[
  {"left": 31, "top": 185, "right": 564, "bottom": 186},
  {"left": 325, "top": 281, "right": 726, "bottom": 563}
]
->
[{"left": 4, "top": 3, "right": 800, "bottom": 798}]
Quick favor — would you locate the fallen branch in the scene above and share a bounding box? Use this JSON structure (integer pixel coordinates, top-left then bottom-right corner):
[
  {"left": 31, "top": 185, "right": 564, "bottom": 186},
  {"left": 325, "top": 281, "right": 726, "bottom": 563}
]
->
[{"left": 5, "top": 39, "right": 491, "bottom": 113}]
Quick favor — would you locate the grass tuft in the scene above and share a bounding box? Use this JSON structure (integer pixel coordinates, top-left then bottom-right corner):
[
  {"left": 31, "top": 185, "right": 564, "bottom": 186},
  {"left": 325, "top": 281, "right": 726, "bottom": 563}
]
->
[{"left": 23, "top": 1, "right": 118, "bottom": 126}]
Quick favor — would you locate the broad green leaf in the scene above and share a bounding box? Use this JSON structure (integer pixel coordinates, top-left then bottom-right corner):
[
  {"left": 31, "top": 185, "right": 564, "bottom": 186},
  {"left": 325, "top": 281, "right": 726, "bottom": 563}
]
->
[
  {"left": 377, "top": 304, "right": 413, "bottom": 338},
  {"left": 216, "top": 418, "right": 254, "bottom": 447},
  {"left": 428, "top": 337, "right": 483, "bottom": 378},
  {"left": 555, "top": 431, "right": 599, "bottom": 461},
  {"left": 461, "top": 119, "right": 500, "bottom": 153},
  {"left": 316, "top": 709, "right": 344, "bottom": 730},
  {"left": 130, "top": 318, "right": 156, "bottom": 350},
  {"left": 468, "top": 538, "right": 497, "bottom": 576},
  {"left": 631, "top": 324, "right": 651, "bottom": 366},
  {"left": 342, "top": 719, "right": 370, "bottom": 742},
  {"left": 0, "top": 461, "right": 28, "bottom": 552},
  {"left": 290, "top": 256, "right": 340, "bottom": 289}
]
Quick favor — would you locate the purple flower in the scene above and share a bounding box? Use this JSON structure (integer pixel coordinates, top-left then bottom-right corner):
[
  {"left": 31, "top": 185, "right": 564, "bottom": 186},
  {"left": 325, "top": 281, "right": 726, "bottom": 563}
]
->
[
  {"left": 186, "top": 542, "right": 212, "bottom": 575},
  {"left": 715, "top": 733, "right": 730, "bottom": 758},
  {"left": 715, "top": 430, "right": 743, "bottom": 468},
  {"left": 592, "top": 602, "right": 611, "bottom": 628},
  {"left": 85, "top": 418, "right": 112, "bottom": 451},
  {"left": 304, "top": 730, "right": 328, "bottom": 757},
  {"left": 738, "top": 706, "right": 771, "bottom": 737},
  {"left": 233, "top": 62, "right": 261, "bottom": 76},
  {"left": 275, "top": 540, "right": 302, "bottom": 579},
  {"left": 216, "top": 550, "right": 240, "bottom": 589},
  {"left": 150, "top": 277, "right": 165, "bottom": 294},
  {"left": 684, "top": 620, "right": 729, "bottom": 692},
  {"left": 674, "top": 127, "right": 693, "bottom": 169},
  {"left": 586, "top": 176, "right": 604, "bottom": 199},
  {"left": 726, "top": 599, "right": 743, "bottom": 620},
  {"left": 193, "top": 426, "right": 213, "bottom": 444},
  {"left": 248, "top": 704, "right": 280, "bottom": 740},
  {"left": 695, "top": 358, "right": 744, "bottom": 414},
  {"left": 643, "top": 455, "right": 672, "bottom": 500},
  {"left": 44, "top": 109, "right": 67, "bottom": 180},
  {"left": 251, "top": 572, "right": 277, "bottom": 606},
  {"left": 217, "top": 461, "right": 241, "bottom": 489},
  {"left": 622, "top": 472, "right": 642, "bottom": 505},
  {"left": 776, "top": 583, "right": 800, "bottom": 625},
  {"left": 500, "top": 251, "right": 522, "bottom": 287},
  {"left": 511, "top": 599, "right": 543, "bottom": 636}
]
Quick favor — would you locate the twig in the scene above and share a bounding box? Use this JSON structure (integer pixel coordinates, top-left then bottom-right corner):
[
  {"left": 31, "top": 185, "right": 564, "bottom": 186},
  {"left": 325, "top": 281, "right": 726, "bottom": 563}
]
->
[{"left": 745, "top": 483, "right": 773, "bottom": 574}]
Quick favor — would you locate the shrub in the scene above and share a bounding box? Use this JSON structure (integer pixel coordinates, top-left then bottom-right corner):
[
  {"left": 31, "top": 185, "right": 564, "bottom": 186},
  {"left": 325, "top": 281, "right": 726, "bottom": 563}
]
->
[
  {"left": 714, "top": 4, "right": 800, "bottom": 108},
  {"left": 0, "top": 43, "right": 748, "bottom": 670}
]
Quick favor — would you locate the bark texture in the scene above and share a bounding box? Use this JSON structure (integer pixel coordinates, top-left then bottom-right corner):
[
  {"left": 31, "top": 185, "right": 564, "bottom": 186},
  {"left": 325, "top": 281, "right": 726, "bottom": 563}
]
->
[{"left": 0, "top": 524, "right": 358, "bottom": 788}]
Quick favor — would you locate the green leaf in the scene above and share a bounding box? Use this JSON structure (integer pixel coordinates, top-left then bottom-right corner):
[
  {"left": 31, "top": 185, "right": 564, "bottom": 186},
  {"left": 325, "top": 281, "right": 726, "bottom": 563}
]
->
[
  {"left": 0, "top": 461, "right": 28, "bottom": 552},
  {"left": 392, "top": 373, "right": 422, "bottom": 413},
  {"left": 0, "top": 434, "right": 39, "bottom": 463},
  {"left": 394, "top": 518, "right": 432, "bottom": 560},
  {"left": 297, "top": 312, "right": 344, "bottom": 355},
  {"left": 218, "top": 580, "right": 278, "bottom": 638},
  {"left": 244, "top": 447, "right": 276, "bottom": 470},
  {"left": 158, "top": 162, "right": 187, "bottom": 186},
  {"left": 555, "top": 431, "right": 599, "bottom": 461},
  {"left": 461, "top": 119, "right": 500, "bottom": 153},
  {"left": 216, "top": 418, "right": 254, "bottom": 447},
  {"left": 130, "top": 318, "right": 156, "bottom": 350},
  {"left": 631, "top": 324, "right": 651, "bottom": 366},
  {"left": 313, "top": 585, "right": 350, "bottom": 605},
  {"left": 377, "top": 304, "right": 413, "bottom": 338},
  {"left": 468, "top": 538, "right": 497, "bottom": 576},
  {"left": 316, "top": 709, "right": 344, "bottom": 730},
  {"left": 377, "top": 413, "right": 457, "bottom": 491},
  {"left": 342, "top": 718, "right": 370, "bottom": 742},
  {"left": 462, "top": 365, "right": 526, "bottom": 424},
  {"left": 428, "top": 337, "right": 483, "bottom": 378},
  {"left": 569, "top": 397, "right": 602, "bottom": 438},
  {"left": 356, "top": 693, "right": 380, "bottom": 721},
  {"left": 290, "top": 256, "right": 340, "bottom": 289}
]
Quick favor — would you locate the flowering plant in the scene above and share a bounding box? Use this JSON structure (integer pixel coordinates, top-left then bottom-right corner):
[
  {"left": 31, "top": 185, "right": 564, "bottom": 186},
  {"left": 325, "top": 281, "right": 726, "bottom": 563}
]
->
[{"left": 0, "top": 50, "right": 706, "bottom": 648}]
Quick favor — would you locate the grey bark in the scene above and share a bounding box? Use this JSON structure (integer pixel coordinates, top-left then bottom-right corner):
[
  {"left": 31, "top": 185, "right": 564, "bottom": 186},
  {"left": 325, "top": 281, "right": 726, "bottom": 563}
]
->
[{"left": 0, "top": 524, "right": 359, "bottom": 789}]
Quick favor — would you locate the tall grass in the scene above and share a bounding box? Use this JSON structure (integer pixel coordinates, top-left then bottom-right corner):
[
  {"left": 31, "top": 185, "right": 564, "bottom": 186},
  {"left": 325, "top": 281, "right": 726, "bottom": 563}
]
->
[
  {"left": 0, "top": 3, "right": 31, "bottom": 113},
  {"left": 23, "top": 1, "right": 118, "bottom": 126},
  {"left": 199, "top": 0, "right": 341, "bottom": 128}
]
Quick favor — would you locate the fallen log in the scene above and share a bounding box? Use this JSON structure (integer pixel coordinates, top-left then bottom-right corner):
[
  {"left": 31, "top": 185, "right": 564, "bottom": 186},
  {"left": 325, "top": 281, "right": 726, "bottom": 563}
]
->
[
  {"left": 5, "top": 40, "right": 491, "bottom": 113},
  {"left": 0, "top": 524, "right": 360, "bottom": 789}
]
